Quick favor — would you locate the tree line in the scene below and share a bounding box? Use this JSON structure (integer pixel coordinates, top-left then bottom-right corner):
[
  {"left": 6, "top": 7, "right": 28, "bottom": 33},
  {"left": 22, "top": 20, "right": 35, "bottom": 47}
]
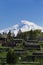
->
[{"left": 0, "top": 29, "right": 43, "bottom": 41}]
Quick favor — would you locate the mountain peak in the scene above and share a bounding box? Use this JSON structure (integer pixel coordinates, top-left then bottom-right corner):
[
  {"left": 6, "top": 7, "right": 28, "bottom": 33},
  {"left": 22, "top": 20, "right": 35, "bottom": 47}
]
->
[{"left": 0, "top": 20, "right": 43, "bottom": 36}]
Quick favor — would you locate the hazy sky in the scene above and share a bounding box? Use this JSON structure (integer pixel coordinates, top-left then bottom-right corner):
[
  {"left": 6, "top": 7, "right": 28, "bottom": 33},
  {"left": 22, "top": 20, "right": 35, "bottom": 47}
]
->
[{"left": 0, "top": 0, "right": 43, "bottom": 29}]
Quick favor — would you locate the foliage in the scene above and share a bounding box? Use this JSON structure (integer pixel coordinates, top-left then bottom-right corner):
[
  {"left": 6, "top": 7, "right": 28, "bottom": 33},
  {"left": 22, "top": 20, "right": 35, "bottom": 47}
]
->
[
  {"left": 6, "top": 49, "right": 18, "bottom": 65},
  {"left": 7, "top": 30, "right": 11, "bottom": 40},
  {"left": 7, "top": 30, "right": 14, "bottom": 42},
  {"left": 17, "top": 29, "right": 23, "bottom": 38},
  {"left": 16, "top": 29, "right": 42, "bottom": 40},
  {"left": 28, "top": 29, "right": 41, "bottom": 40}
]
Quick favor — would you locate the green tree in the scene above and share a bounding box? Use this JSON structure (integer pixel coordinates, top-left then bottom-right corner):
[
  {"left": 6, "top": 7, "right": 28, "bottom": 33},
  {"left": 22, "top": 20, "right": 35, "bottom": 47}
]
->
[
  {"left": 1, "top": 58, "right": 5, "bottom": 65},
  {"left": 6, "top": 49, "right": 18, "bottom": 65},
  {"left": 33, "top": 29, "right": 41, "bottom": 40},
  {"left": 2, "top": 32, "right": 7, "bottom": 38},
  {"left": 17, "top": 29, "right": 23, "bottom": 39},
  {"left": 7, "top": 30, "right": 11, "bottom": 39},
  {"left": 6, "top": 49, "right": 12, "bottom": 65},
  {"left": 29, "top": 29, "right": 41, "bottom": 40},
  {"left": 0, "top": 33, "right": 2, "bottom": 38},
  {"left": 29, "top": 30, "right": 33, "bottom": 40},
  {"left": 7, "top": 30, "right": 13, "bottom": 42}
]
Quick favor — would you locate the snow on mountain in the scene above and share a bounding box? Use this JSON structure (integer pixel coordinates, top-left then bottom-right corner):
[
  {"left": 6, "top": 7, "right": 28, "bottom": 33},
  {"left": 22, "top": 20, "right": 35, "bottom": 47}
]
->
[
  {"left": 0, "top": 24, "right": 19, "bottom": 35},
  {"left": 0, "top": 20, "right": 43, "bottom": 36},
  {"left": 21, "top": 20, "right": 43, "bottom": 32}
]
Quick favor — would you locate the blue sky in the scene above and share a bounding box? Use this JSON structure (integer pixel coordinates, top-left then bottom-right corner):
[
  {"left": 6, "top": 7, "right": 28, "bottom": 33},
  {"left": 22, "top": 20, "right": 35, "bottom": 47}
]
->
[{"left": 0, "top": 0, "right": 43, "bottom": 30}]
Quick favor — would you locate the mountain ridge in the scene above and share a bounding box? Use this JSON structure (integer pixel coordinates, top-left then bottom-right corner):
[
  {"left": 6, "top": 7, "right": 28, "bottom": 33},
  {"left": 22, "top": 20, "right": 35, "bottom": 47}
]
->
[{"left": 0, "top": 20, "right": 43, "bottom": 36}]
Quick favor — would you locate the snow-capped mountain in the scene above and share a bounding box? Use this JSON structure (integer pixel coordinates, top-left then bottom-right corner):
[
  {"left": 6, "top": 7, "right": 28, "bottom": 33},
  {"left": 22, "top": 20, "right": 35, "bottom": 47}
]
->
[{"left": 0, "top": 20, "right": 43, "bottom": 36}]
